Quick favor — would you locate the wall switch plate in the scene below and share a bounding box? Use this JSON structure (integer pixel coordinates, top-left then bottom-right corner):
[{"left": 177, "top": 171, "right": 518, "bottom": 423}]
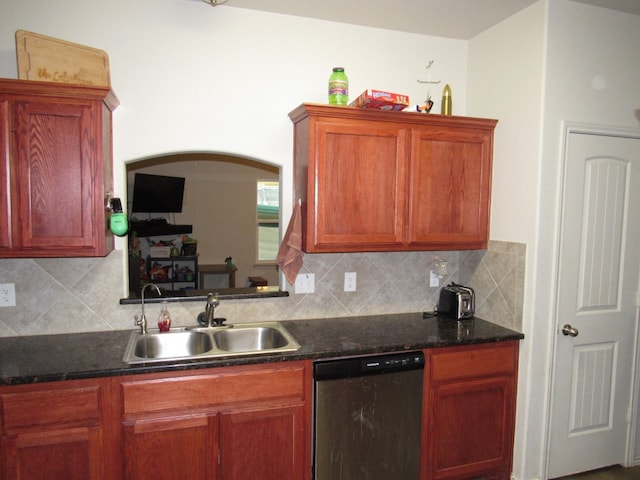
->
[
  {"left": 344, "top": 272, "right": 357, "bottom": 292},
  {"left": 294, "top": 273, "right": 315, "bottom": 294},
  {"left": 429, "top": 271, "right": 440, "bottom": 288},
  {"left": 0, "top": 283, "right": 16, "bottom": 307}
]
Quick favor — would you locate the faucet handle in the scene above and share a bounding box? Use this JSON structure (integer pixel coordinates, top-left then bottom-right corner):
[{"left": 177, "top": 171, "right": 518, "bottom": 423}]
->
[
  {"left": 134, "top": 314, "right": 146, "bottom": 334},
  {"left": 213, "top": 317, "right": 227, "bottom": 326},
  {"left": 207, "top": 293, "right": 220, "bottom": 308}
]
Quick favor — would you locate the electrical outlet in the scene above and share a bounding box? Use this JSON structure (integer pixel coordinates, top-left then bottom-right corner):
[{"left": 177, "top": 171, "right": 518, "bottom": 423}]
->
[
  {"left": 0, "top": 283, "right": 16, "bottom": 307},
  {"left": 294, "top": 273, "right": 315, "bottom": 294},
  {"left": 429, "top": 271, "right": 440, "bottom": 287},
  {"left": 344, "top": 272, "right": 357, "bottom": 292}
]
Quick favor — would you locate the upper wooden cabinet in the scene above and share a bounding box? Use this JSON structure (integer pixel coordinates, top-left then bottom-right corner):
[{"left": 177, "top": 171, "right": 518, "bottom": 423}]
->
[
  {"left": 0, "top": 79, "right": 118, "bottom": 257},
  {"left": 289, "top": 104, "right": 497, "bottom": 252}
]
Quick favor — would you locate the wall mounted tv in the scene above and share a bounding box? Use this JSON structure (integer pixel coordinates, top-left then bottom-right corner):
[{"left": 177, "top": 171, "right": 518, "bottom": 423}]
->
[{"left": 131, "top": 173, "right": 186, "bottom": 213}]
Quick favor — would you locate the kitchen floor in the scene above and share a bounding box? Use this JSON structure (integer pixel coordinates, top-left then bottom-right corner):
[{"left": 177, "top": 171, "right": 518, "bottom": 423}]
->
[{"left": 556, "top": 465, "right": 640, "bottom": 479}]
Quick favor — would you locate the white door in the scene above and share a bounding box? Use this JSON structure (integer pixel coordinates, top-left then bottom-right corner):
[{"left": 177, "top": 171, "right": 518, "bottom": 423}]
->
[{"left": 548, "top": 127, "right": 640, "bottom": 478}]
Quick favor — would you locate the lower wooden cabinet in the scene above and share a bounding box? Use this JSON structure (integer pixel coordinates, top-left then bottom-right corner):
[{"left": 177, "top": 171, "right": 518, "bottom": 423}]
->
[
  {"left": 423, "top": 342, "right": 519, "bottom": 480},
  {"left": 0, "top": 378, "right": 119, "bottom": 480},
  {"left": 119, "top": 360, "right": 311, "bottom": 480},
  {"left": 0, "top": 361, "right": 311, "bottom": 480},
  {"left": 0, "top": 345, "right": 519, "bottom": 480}
]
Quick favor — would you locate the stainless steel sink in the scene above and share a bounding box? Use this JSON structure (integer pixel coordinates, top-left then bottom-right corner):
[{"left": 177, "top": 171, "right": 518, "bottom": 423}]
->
[
  {"left": 122, "top": 322, "right": 300, "bottom": 364},
  {"left": 213, "top": 325, "right": 293, "bottom": 353},
  {"left": 132, "top": 330, "right": 214, "bottom": 360}
]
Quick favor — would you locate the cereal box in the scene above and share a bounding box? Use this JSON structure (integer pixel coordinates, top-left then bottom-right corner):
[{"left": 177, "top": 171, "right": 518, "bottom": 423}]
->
[{"left": 350, "top": 89, "right": 410, "bottom": 111}]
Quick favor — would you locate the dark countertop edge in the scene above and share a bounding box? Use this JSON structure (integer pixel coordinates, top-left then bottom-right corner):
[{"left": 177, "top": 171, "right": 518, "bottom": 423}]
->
[
  {"left": 0, "top": 314, "right": 524, "bottom": 386},
  {"left": 119, "top": 286, "right": 288, "bottom": 304}
]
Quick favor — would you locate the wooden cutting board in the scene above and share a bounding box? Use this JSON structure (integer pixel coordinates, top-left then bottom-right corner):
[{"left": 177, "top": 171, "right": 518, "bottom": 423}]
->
[{"left": 16, "top": 30, "right": 110, "bottom": 87}]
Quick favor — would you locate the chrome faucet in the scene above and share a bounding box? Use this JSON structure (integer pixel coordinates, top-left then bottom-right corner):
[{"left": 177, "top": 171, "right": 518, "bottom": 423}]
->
[
  {"left": 134, "top": 283, "right": 161, "bottom": 334},
  {"left": 196, "top": 293, "right": 227, "bottom": 327},
  {"left": 198, "top": 293, "right": 227, "bottom": 328},
  {"left": 204, "top": 293, "right": 220, "bottom": 327}
]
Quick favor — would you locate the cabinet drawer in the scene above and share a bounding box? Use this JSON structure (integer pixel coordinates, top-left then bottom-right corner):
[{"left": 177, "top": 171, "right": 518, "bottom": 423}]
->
[
  {"left": 428, "top": 342, "right": 518, "bottom": 383},
  {"left": 122, "top": 362, "right": 307, "bottom": 415},
  {"left": 0, "top": 384, "right": 101, "bottom": 431}
]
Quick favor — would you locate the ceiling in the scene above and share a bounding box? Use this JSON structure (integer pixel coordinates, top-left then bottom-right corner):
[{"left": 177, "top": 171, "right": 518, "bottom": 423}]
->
[{"left": 216, "top": 0, "right": 640, "bottom": 39}]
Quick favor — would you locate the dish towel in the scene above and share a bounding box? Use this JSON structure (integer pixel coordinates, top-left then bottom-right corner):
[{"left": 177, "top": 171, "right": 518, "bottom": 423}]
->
[{"left": 276, "top": 202, "right": 303, "bottom": 285}]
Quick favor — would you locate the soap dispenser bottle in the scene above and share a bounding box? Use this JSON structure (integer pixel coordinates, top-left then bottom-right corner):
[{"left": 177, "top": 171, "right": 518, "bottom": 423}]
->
[{"left": 157, "top": 301, "right": 171, "bottom": 332}]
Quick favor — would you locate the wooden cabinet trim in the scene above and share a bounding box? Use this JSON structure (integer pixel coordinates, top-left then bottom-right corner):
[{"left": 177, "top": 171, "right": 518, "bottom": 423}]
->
[
  {"left": 121, "top": 361, "right": 307, "bottom": 416},
  {"left": 0, "top": 100, "right": 11, "bottom": 250},
  {"left": 0, "top": 78, "right": 119, "bottom": 111},
  {"left": 125, "top": 412, "right": 211, "bottom": 435},
  {"left": 0, "top": 383, "right": 101, "bottom": 431},
  {"left": 289, "top": 103, "right": 497, "bottom": 131},
  {"left": 428, "top": 342, "right": 518, "bottom": 383}
]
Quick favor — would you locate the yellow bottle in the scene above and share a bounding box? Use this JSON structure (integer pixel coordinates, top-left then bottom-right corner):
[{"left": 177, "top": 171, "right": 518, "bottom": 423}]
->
[{"left": 441, "top": 84, "right": 452, "bottom": 115}]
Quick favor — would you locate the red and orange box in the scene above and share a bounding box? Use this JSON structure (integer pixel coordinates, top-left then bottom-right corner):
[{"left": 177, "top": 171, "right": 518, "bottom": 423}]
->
[{"left": 350, "top": 89, "right": 410, "bottom": 111}]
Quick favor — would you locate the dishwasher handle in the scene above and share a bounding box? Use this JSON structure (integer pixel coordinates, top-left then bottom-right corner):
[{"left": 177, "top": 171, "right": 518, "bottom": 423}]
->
[{"left": 314, "top": 351, "right": 425, "bottom": 381}]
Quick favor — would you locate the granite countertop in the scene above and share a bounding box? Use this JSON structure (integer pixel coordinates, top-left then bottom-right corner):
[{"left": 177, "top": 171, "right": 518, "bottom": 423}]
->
[{"left": 0, "top": 312, "right": 524, "bottom": 386}]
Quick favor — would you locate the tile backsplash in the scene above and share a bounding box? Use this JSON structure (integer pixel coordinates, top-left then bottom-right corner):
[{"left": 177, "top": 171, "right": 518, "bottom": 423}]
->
[{"left": 0, "top": 241, "right": 524, "bottom": 337}]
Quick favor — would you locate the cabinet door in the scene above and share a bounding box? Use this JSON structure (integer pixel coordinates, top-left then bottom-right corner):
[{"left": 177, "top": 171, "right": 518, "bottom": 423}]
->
[
  {"left": 408, "top": 125, "right": 493, "bottom": 250},
  {"left": 425, "top": 342, "right": 518, "bottom": 480},
  {"left": 426, "top": 376, "right": 516, "bottom": 480},
  {"left": 309, "top": 120, "right": 408, "bottom": 252},
  {"left": 219, "top": 403, "right": 306, "bottom": 480},
  {"left": 123, "top": 413, "right": 218, "bottom": 480},
  {"left": 0, "top": 380, "right": 110, "bottom": 480},
  {"left": 2, "top": 427, "right": 104, "bottom": 480},
  {"left": 10, "top": 98, "right": 108, "bottom": 256}
]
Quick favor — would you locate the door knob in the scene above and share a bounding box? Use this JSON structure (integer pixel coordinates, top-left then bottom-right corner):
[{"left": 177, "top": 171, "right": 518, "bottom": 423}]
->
[{"left": 562, "top": 324, "right": 579, "bottom": 337}]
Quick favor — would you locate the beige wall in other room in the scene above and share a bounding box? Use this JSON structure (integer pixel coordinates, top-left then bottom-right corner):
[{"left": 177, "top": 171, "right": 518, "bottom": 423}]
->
[{"left": 128, "top": 158, "right": 280, "bottom": 287}]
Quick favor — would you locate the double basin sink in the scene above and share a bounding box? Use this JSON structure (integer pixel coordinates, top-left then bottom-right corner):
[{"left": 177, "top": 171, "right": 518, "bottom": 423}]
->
[{"left": 122, "top": 321, "right": 300, "bottom": 364}]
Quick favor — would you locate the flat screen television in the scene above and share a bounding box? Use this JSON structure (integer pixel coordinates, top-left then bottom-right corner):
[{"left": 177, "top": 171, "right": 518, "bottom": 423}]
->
[{"left": 131, "top": 173, "right": 185, "bottom": 213}]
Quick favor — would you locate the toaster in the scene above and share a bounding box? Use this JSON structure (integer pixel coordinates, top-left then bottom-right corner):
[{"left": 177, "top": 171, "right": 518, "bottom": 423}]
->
[{"left": 438, "top": 283, "right": 475, "bottom": 320}]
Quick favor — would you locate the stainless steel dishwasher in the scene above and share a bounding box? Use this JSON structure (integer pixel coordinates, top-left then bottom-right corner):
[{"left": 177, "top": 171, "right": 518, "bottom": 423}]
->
[{"left": 313, "top": 351, "right": 425, "bottom": 480}]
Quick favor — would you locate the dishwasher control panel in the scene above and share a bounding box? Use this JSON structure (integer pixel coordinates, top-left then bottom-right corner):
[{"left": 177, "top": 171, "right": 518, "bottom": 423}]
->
[
  {"left": 314, "top": 351, "right": 425, "bottom": 380},
  {"left": 362, "top": 352, "right": 424, "bottom": 372}
]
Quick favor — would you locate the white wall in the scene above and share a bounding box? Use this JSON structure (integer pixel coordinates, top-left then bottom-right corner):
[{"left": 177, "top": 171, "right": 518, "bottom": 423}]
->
[
  {"left": 538, "top": 3, "right": 640, "bottom": 474},
  {"left": 467, "top": 3, "right": 547, "bottom": 478},
  {"left": 470, "top": 1, "right": 640, "bottom": 478}
]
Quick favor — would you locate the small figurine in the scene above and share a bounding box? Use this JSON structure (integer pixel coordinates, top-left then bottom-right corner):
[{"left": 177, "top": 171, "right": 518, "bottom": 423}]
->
[
  {"left": 416, "top": 60, "right": 440, "bottom": 114},
  {"left": 416, "top": 98, "right": 434, "bottom": 113}
]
